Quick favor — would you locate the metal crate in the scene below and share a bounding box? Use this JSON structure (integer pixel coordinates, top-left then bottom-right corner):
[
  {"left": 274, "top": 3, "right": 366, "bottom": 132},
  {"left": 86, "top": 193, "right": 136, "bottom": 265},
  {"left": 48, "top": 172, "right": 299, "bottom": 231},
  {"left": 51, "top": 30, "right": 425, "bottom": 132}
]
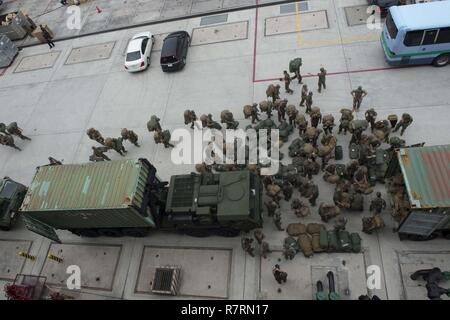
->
[
  {"left": 0, "top": 34, "right": 18, "bottom": 68},
  {"left": 151, "top": 266, "right": 182, "bottom": 296}
]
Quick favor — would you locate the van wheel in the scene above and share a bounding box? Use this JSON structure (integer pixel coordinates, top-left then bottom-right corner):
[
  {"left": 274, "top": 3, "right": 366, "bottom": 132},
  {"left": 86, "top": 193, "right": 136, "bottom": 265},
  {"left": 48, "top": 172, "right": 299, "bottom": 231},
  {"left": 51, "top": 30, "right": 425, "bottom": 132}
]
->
[
  {"left": 182, "top": 57, "right": 186, "bottom": 68},
  {"left": 98, "top": 228, "right": 123, "bottom": 237},
  {"left": 433, "top": 54, "right": 449, "bottom": 67},
  {"left": 214, "top": 228, "right": 240, "bottom": 238}
]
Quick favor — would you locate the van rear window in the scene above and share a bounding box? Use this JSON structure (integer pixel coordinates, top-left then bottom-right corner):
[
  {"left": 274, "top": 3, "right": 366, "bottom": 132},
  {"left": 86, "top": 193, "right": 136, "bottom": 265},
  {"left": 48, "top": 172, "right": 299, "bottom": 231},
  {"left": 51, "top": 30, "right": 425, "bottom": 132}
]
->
[{"left": 161, "top": 56, "right": 177, "bottom": 64}]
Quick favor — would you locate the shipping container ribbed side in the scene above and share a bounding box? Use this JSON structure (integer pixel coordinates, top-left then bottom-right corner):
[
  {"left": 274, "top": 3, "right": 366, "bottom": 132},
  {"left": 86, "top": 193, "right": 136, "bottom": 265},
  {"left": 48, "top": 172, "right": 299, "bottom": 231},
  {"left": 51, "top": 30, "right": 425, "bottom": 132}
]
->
[{"left": 19, "top": 159, "right": 157, "bottom": 230}]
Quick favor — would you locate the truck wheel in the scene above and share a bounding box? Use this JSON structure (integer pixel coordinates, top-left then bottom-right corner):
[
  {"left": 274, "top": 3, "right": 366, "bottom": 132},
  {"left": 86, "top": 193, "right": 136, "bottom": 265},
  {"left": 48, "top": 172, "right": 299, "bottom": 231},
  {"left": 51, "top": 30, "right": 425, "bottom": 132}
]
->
[
  {"left": 184, "top": 229, "right": 210, "bottom": 237},
  {"left": 98, "top": 228, "right": 123, "bottom": 237},
  {"left": 214, "top": 228, "right": 240, "bottom": 238},
  {"left": 442, "top": 231, "right": 450, "bottom": 240},
  {"left": 122, "top": 228, "right": 149, "bottom": 237},
  {"left": 78, "top": 229, "right": 100, "bottom": 237}
]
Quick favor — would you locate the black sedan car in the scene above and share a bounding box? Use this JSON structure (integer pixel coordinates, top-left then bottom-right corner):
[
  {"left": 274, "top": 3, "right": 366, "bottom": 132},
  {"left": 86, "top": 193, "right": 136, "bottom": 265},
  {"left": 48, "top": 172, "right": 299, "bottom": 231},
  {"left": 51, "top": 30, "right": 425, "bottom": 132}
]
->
[{"left": 160, "top": 31, "right": 191, "bottom": 72}]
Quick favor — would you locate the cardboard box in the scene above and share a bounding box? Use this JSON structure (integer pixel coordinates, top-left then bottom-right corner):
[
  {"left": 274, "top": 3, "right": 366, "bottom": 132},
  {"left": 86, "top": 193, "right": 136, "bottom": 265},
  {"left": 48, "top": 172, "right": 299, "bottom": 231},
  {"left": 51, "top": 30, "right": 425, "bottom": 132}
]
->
[{"left": 31, "top": 25, "right": 54, "bottom": 43}]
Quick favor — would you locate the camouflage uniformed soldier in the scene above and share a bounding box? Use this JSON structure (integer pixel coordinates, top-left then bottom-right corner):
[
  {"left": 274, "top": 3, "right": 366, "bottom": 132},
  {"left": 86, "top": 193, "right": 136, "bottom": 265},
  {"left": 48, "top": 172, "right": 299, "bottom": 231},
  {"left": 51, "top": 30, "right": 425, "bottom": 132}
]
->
[
  {"left": 304, "top": 127, "right": 322, "bottom": 147},
  {"left": 303, "top": 158, "right": 317, "bottom": 180},
  {"left": 121, "top": 128, "right": 140, "bottom": 147},
  {"left": 154, "top": 130, "right": 174, "bottom": 148},
  {"left": 272, "top": 264, "right": 287, "bottom": 284},
  {"left": 351, "top": 86, "right": 368, "bottom": 111},
  {"left": 306, "top": 182, "right": 319, "bottom": 207},
  {"left": 6, "top": 122, "right": 31, "bottom": 141},
  {"left": 333, "top": 216, "right": 348, "bottom": 232},
  {"left": 89, "top": 146, "right": 110, "bottom": 162},
  {"left": 86, "top": 127, "right": 105, "bottom": 145},
  {"left": 241, "top": 237, "right": 255, "bottom": 257},
  {"left": 319, "top": 203, "right": 341, "bottom": 222},
  {"left": 265, "top": 199, "right": 279, "bottom": 217},
  {"left": 266, "top": 183, "right": 282, "bottom": 203},
  {"left": 147, "top": 115, "right": 162, "bottom": 133},
  {"left": 280, "top": 70, "right": 294, "bottom": 94},
  {"left": 322, "top": 114, "right": 335, "bottom": 135},
  {"left": 261, "top": 241, "right": 271, "bottom": 259},
  {"left": 282, "top": 180, "right": 294, "bottom": 201},
  {"left": 195, "top": 162, "right": 213, "bottom": 174},
  {"left": 300, "top": 84, "right": 308, "bottom": 107},
  {"left": 263, "top": 175, "right": 274, "bottom": 190},
  {"left": 295, "top": 113, "right": 308, "bottom": 135},
  {"left": 266, "top": 84, "right": 281, "bottom": 103},
  {"left": 365, "top": 108, "right": 377, "bottom": 132},
  {"left": 291, "top": 199, "right": 311, "bottom": 217},
  {"left": 283, "top": 247, "right": 296, "bottom": 260},
  {"left": 317, "top": 67, "right": 327, "bottom": 93},
  {"left": 393, "top": 113, "right": 413, "bottom": 136},
  {"left": 254, "top": 229, "right": 265, "bottom": 245},
  {"left": 183, "top": 110, "right": 197, "bottom": 129},
  {"left": 259, "top": 101, "right": 273, "bottom": 119},
  {"left": 243, "top": 103, "right": 260, "bottom": 124},
  {"left": 274, "top": 99, "right": 288, "bottom": 122},
  {"left": 305, "top": 92, "right": 313, "bottom": 114},
  {"left": 105, "top": 137, "right": 127, "bottom": 156},
  {"left": 310, "top": 107, "right": 322, "bottom": 128},
  {"left": 0, "top": 134, "right": 21, "bottom": 151},
  {"left": 389, "top": 136, "right": 406, "bottom": 149},
  {"left": 370, "top": 192, "right": 386, "bottom": 215},
  {"left": 273, "top": 211, "right": 284, "bottom": 231},
  {"left": 362, "top": 214, "right": 385, "bottom": 234},
  {"left": 286, "top": 104, "right": 298, "bottom": 126}
]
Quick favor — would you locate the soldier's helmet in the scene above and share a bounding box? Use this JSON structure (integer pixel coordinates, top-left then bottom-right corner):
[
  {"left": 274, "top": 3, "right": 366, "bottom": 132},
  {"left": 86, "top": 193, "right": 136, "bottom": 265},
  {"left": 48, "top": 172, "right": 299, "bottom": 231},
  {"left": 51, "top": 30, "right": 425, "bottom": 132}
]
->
[
  {"left": 376, "top": 192, "right": 381, "bottom": 197},
  {"left": 121, "top": 128, "right": 128, "bottom": 136},
  {"left": 358, "top": 86, "right": 362, "bottom": 90},
  {"left": 274, "top": 264, "right": 280, "bottom": 269},
  {"left": 275, "top": 84, "right": 280, "bottom": 88},
  {"left": 91, "top": 146, "right": 96, "bottom": 150},
  {"left": 320, "top": 67, "right": 325, "bottom": 72}
]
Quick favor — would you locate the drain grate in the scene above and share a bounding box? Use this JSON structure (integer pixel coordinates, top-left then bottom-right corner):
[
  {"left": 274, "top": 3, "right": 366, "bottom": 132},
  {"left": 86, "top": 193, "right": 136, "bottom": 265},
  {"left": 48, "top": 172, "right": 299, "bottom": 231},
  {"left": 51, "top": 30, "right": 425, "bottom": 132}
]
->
[
  {"left": 200, "top": 14, "right": 228, "bottom": 26},
  {"left": 151, "top": 266, "right": 182, "bottom": 296},
  {"left": 280, "top": 1, "right": 309, "bottom": 14}
]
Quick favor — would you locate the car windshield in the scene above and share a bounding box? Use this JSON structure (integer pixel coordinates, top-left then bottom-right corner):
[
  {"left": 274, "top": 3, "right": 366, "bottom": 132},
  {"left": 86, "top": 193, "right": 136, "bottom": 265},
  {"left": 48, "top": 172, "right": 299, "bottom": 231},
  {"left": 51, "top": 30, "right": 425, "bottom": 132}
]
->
[
  {"left": 126, "top": 51, "right": 141, "bottom": 62},
  {"left": 0, "top": 181, "right": 16, "bottom": 199}
]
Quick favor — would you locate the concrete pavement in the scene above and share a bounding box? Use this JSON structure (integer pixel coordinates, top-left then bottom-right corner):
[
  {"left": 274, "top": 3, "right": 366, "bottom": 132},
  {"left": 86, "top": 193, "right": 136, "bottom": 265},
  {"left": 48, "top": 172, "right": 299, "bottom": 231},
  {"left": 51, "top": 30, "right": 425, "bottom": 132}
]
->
[{"left": 0, "top": 0, "right": 449, "bottom": 300}]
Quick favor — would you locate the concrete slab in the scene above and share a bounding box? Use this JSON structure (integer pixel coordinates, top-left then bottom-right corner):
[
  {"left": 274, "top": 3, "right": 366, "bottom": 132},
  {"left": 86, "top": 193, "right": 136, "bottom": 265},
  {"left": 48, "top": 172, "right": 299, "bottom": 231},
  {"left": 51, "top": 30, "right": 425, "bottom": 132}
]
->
[
  {"left": 265, "top": 10, "right": 329, "bottom": 36},
  {"left": 135, "top": 246, "right": 232, "bottom": 298},
  {"left": 192, "top": 0, "right": 223, "bottom": 13},
  {"left": 344, "top": 5, "right": 372, "bottom": 27},
  {"left": 13, "top": 52, "right": 61, "bottom": 73},
  {"left": 65, "top": 41, "right": 116, "bottom": 65},
  {"left": 260, "top": 251, "right": 367, "bottom": 299},
  {"left": 280, "top": 2, "right": 309, "bottom": 14},
  {"left": 398, "top": 251, "right": 450, "bottom": 300},
  {"left": 192, "top": 21, "right": 249, "bottom": 46},
  {"left": 0, "top": 240, "right": 33, "bottom": 281},
  {"left": 40, "top": 243, "right": 122, "bottom": 291},
  {"left": 161, "top": 0, "right": 193, "bottom": 18}
]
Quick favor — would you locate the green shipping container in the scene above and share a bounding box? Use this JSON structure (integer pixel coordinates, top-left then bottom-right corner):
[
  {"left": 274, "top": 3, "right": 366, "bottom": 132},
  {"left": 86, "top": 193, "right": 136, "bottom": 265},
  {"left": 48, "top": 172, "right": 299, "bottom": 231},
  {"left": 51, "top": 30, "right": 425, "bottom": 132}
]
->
[{"left": 20, "top": 159, "right": 157, "bottom": 233}]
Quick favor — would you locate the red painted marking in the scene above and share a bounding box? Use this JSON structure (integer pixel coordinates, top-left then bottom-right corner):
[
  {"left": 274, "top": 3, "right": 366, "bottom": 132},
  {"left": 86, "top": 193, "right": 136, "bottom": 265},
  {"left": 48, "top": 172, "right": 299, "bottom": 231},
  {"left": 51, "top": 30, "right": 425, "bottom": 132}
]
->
[
  {"left": 251, "top": 2, "right": 399, "bottom": 83},
  {"left": 422, "top": 152, "right": 445, "bottom": 200},
  {"left": 421, "top": 153, "right": 440, "bottom": 200},
  {"left": 434, "top": 150, "right": 450, "bottom": 197}
]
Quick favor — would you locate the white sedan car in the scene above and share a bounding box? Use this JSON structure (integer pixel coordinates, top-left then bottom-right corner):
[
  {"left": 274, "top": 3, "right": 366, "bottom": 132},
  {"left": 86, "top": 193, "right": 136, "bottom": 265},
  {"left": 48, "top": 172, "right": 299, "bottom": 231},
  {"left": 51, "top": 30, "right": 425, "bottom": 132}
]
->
[{"left": 124, "top": 32, "right": 155, "bottom": 72}]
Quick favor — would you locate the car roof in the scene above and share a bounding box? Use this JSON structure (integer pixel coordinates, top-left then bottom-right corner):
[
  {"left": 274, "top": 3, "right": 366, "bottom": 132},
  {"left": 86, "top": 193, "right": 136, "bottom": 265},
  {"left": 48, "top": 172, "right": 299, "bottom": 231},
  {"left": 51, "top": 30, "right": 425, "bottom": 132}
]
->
[
  {"left": 127, "top": 38, "right": 144, "bottom": 52},
  {"left": 161, "top": 37, "right": 179, "bottom": 56}
]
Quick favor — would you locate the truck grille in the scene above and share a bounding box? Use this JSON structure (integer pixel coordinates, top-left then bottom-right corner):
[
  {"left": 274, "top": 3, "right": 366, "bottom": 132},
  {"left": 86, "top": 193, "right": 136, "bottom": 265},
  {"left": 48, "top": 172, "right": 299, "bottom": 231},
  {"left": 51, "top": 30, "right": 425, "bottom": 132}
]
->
[
  {"left": 171, "top": 177, "right": 194, "bottom": 208},
  {"left": 151, "top": 266, "right": 182, "bottom": 296}
]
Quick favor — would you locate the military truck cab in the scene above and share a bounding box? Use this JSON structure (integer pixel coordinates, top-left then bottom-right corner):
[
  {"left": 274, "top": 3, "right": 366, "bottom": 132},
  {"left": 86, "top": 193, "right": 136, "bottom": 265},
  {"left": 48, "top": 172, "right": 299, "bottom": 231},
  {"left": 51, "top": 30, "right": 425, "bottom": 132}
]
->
[
  {"left": 385, "top": 145, "right": 450, "bottom": 240},
  {"left": 0, "top": 177, "right": 27, "bottom": 230}
]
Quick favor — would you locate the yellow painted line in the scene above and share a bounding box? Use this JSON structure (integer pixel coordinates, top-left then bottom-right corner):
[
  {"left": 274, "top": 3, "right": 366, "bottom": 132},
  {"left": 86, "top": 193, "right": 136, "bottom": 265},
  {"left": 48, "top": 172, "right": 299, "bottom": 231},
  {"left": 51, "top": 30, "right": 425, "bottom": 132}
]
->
[{"left": 295, "top": 2, "right": 302, "bottom": 47}]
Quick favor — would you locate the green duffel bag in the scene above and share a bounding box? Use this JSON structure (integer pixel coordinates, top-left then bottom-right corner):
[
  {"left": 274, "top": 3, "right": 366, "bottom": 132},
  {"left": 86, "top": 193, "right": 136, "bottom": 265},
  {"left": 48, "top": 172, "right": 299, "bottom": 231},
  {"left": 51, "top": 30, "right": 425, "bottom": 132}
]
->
[
  {"left": 350, "top": 233, "right": 362, "bottom": 253},
  {"left": 311, "top": 233, "right": 324, "bottom": 253},
  {"left": 298, "top": 234, "right": 314, "bottom": 258},
  {"left": 327, "top": 230, "right": 339, "bottom": 252},
  {"left": 289, "top": 58, "right": 302, "bottom": 73},
  {"left": 338, "top": 231, "right": 352, "bottom": 252},
  {"left": 350, "top": 193, "right": 364, "bottom": 211},
  {"left": 319, "top": 228, "right": 328, "bottom": 250},
  {"left": 335, "top": 145, "right": 343, "bottom": 160}
]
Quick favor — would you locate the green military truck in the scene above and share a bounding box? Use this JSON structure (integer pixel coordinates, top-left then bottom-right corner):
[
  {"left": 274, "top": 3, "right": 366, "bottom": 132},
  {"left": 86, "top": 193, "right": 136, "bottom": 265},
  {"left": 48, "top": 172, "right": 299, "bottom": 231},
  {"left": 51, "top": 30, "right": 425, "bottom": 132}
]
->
[
  {"left": 18, "top": 159, "right": 263, "bottom": 242},
  {"left": 0, "top": 177, "right": 28, "bottom": 230},
  {"left": 385, "top": 145, "right": 450, "bottom": 240}
]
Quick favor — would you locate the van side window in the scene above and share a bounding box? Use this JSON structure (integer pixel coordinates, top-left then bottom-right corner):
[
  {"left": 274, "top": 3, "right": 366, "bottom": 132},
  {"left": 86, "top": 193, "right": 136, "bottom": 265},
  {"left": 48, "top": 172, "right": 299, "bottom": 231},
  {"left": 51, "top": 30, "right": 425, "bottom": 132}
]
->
[
  {"left": 141, "top": 38, "right": 149, "bottom": 54},
  {"left": 436, "top": 27, "right": 450, "bottom": 44},
  {"left": 404, "top": 30, "right": 423, "bottom": 47},
  {"left": 422, "top": 29, "right": 438, "bottom": 45}
]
